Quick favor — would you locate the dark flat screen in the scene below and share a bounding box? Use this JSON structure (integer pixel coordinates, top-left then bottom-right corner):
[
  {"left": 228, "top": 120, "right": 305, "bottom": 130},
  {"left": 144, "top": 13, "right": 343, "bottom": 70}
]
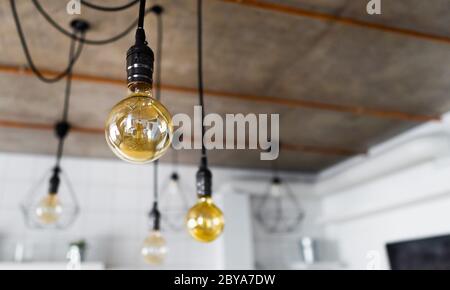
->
[{"left": 387, "top": 234, "right": 450, "bottom": 270}]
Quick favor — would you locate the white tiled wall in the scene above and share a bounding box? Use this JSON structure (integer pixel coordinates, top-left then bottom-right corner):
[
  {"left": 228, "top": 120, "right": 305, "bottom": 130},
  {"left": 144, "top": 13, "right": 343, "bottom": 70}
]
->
[{"left": 0, "top": 152, "right": 261, "bottom": 269}]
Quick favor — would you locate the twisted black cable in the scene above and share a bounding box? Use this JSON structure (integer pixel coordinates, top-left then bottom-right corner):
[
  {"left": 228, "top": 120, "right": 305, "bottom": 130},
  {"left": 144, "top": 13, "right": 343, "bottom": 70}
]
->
[
  {"left": 31, "top": 0, "right": 156, "bottom": 45},
  {"left": 10, "top": 0, "right": 85, "bottom": 83},
  {"left": 80, "top": 0, "right": 139, "bottom": 12}
]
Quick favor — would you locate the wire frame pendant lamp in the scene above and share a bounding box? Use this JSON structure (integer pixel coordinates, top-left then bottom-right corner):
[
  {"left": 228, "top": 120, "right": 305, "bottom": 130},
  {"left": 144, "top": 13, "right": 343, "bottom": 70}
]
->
[
  {"left": 254, "top": 151, "right": 305, "bottom": 234},
  {"left": 159, "top": 150, "right": 193, "bottom": 232},
  {"left": 20, "top": 20, "right": 89, "bottom": 230}
]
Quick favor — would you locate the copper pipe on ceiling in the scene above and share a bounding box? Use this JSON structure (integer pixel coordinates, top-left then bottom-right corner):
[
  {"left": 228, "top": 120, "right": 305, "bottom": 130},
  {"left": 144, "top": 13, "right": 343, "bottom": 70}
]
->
[
  {"left": 0, "top": 119, "right": 54, "bottom": 131},
  {"left": 0, "top": 119, "right": 102, "bottom": 135},
  {"left": 220, "top": 0, "right": 450, "bottom": 45},
  {"left": 0, "top": 65, "right": 440, "bottom": 123},
  {"left": 0, "top": 119, "right": 363, "bottom": 157}
]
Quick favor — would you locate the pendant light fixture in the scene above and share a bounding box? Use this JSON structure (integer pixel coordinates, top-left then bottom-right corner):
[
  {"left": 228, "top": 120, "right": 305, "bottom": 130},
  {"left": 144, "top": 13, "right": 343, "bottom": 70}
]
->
[
  {"left": 20, "top": 20, "right": 89, "bottom": 229},
  {"left": 160, "top": 149, "right": 192, "bottom": 232},
  {"left": 141, "top": 161, "right": 168, "bottom": 265},
  {"left": 141, "top": 7, "right": 168, "bottom": 265},
  {"left": 254, "top": 151, "right": 305, "bottom": 233},
  {"left": 105, "top": 0, "right": 173, "bottom": 164},
  {"left": 185, "top": 0, "right": 225, "bottom": 243}
]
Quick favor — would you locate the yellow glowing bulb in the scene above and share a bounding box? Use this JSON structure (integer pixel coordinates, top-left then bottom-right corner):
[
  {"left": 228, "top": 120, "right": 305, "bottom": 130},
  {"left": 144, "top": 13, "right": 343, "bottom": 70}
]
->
[
  {"left": 186, "top": 197, "right": 224, "bottom": 243},
  {"left": 105, "top": 82, "right": 173, "bottom": 164},
  {"left": 35, "top": 194, "right": 62, "bottom": 225},
  {"left": 141, "top": 230, "right": 168, "bottom": 265}
]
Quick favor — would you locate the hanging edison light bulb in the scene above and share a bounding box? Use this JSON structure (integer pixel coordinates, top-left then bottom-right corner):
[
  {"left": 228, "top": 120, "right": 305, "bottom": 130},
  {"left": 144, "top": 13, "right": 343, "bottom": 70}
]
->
[
  {"left": 141, "top": 160, "right": 168, "bottom": 265},
  {"left": 105, "top": 1, "right": 173, "bottom": 164},
  {"left": 142, "top": 202, "right": 168, "bottom": 265},
  {"left": 35, "top": 169, "right": 63, "bottom": 225},
  {"left": 35, "top": 195, "right": 62, "bottom": 224},
  {"left": 20, "top": 125, "right": 80, "bottom": 228},
  {"left": 142, "top": 230, "right": 168, "bottom": 265},
  {"left": 186, "top": 160, "right": 224, "bottom": 242},
  {"left": 21, "top": 165, "right": 80, "bottom": 229},
  {"left": 20, "top": 21, "right": 86, "bottom": 229},
  {"left": 185, "top": 0, "right": 225, "bottom": 243}
]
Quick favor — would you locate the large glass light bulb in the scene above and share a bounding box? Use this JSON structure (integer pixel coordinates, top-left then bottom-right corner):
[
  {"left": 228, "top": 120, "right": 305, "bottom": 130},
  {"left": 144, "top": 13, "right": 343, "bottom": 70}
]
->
[
  {"left": 141, "top": 230, "right": 168, "bottom": 265},
  {"left": 186, "top": 197, "right": 224, "bottom": 243},
  {"left": 35, "top": 194, "right": 63, "bottom": 225},
  {"left": 105, "top": 82, "right": 173, "bottom": 164}
]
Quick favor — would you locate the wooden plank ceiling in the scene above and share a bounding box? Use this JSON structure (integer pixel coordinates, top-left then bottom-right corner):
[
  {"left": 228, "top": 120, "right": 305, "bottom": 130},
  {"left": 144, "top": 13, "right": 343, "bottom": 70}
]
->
[{"left": 0, "top": 0, "right": 449, "bottom": 172}]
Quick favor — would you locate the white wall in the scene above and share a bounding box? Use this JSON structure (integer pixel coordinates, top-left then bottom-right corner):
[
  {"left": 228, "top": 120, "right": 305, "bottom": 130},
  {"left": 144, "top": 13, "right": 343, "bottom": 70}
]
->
[
  {"left": 317, "top": 114, "right": 450, "bottom": 269},
  {"left": 221, "top": 190, "right": 254, "bottom": 269},
  {"left": 0, "top": 152, "right": 262, "bottom": 269},
  {"left": 251, "top": 190, "right": 323, "bottom": 269}
]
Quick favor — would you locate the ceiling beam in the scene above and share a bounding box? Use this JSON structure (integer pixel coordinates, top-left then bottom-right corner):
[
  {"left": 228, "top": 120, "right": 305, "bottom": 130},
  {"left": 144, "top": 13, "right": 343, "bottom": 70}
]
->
[
  {"left": 0, "top": 119, "right": 364, "bottom": 157},
  {"left": 220, "top": 0, "right": 450, "bottom": 45},
  {"left": 0, "top": 65, "right": 440, "bottom": 123}
]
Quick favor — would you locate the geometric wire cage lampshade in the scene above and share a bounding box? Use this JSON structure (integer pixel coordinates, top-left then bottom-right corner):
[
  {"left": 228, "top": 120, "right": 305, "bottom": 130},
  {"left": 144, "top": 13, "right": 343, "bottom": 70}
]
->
[
  {"left": 254, "top": 177, "right": 305, "bottom": 234},
  {"left": 159, "top": 172, "right": 193, "bottom": 232},
  {"left": 11, "top": 15, "right": 89, "bottom": 231},
  {"left": 20, "top": 167, "right": 80, "bottom": 230}
]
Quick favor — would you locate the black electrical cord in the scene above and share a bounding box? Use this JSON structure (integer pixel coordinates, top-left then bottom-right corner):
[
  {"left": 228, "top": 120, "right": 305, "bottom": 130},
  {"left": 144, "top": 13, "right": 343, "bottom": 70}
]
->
[
  {"left": 271, "top": 145, "right": 279, "bottom": 179},
  {"left": 80, "top": 0, "right": 140, "bottom": 12},
  {"left": 197, "top": 0, "right": 207, "bottom": 163},
  {"left": 138, "top": 0, "right": 147, "bottom": 29},
  {"left": 193, "top": 0, "right": 212, "bottom": 199},
  {"left": 153, "top": 161, "right": 159, "bottom": 206},
  {"left": 150, "top": 3, "right": 163, "bottom": 207},
  {"left": 151, "top": 2, "right": 163, "bottom": 232},
  {"left": 152, "top": 160, "right": 161, "bottom": 231},
  {"left": 55, "top": 32, "right": 77, "bottom": 167},
  {"left": 172, "top": 148, "right": 179, "bottom": 175},
  {"left": 154, "top": 9, "right": 163, "bottom": 102},
  {"left": 152, "top": 5, "right": 163, "bottom": 205},
  {"left": 62, "top": 42, "right": 75, "bottom": 123},
  {"left": 31, "top": 0, "right": 156, "bottom": 45},
  {"left": 10, "top": 0, "right": 85, "bottom": 83}
]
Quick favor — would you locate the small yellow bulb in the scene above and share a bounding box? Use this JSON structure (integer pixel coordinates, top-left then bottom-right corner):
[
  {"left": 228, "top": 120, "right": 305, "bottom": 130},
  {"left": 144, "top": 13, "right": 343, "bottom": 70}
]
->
[
  {"left": 35, "top": 194, "right": 63, "bottom": 225},
  {"left": 105, "top": 83, "right": 173, "bottom": 164},
  {"left": 186, "top": 197, "right": 224, "bottom": 243},
  {"left": 141, "top": 230, "right": 168, "bottom": 265}
]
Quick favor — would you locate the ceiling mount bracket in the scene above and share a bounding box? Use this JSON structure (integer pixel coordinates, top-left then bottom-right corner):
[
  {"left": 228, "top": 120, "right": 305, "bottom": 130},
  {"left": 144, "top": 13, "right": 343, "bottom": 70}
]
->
[{"left": 70, "top": 19, "right": 91, "bottom": 33}]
